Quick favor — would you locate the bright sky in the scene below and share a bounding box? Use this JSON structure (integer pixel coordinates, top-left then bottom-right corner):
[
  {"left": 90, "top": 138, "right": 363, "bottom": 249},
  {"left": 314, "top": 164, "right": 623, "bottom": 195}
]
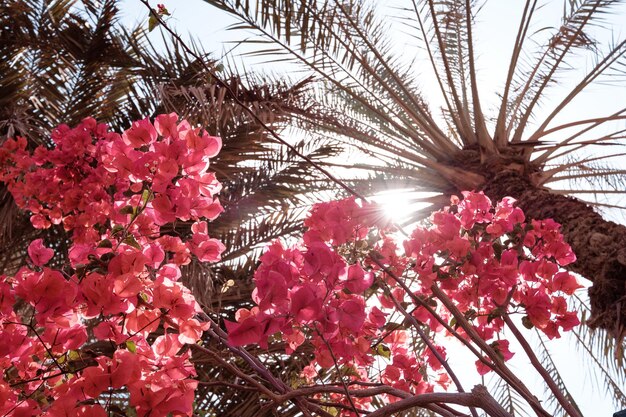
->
[{"left": 119, "top": 1, "right": 625, "bottom": 415}]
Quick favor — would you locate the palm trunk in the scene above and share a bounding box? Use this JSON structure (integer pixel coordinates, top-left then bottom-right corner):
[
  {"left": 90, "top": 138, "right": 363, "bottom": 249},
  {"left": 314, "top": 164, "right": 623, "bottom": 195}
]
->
[{"left": 482, "top": 171, "right": 626, "bottom": 339}]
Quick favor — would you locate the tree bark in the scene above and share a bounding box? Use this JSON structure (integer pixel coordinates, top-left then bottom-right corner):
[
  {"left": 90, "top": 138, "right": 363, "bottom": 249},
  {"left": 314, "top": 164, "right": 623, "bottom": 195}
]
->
[{"left": 482, "top": 171, "right": 626, "bottom": 339}]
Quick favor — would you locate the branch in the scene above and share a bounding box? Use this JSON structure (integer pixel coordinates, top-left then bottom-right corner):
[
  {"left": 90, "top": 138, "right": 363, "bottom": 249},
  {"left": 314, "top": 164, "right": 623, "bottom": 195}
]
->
[
  {"left": 364, "top": 385, "right": 511, "bottom": 417},
  {"left": 430, "top": 285, "right": 551, "bottom": 417},
  {"left": 274, "top": 384, "right": 510, "bottom": 417},
  {"left": 502, "top": 313, "right": 584, "bottom": 417},
  {"left": 375, "top": 278, "right": 480, "bottom": 417},
  {"left": 366, "top": 253, "right": 549, "bottom": 416}
]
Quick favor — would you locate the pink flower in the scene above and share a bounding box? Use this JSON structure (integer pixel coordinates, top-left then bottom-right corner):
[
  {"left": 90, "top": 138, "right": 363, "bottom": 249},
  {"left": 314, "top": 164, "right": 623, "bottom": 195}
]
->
[
  {"left": 344, "top": 263, "right": 374, "bottom": 293},
  {"left": 0, "top": 114, "right": 226, "bottom": 416},
  {"left": 290, "top": 285, "right": 323, "bottom": 322},
  {"left": 178, "top": 318, "right": 209, "bottom": 344},
  {"left": 27, "top": 239, "right": 54, "bottom": 266},
  {"left": 203, "top": 133, "right": 222, "bottom": 158},
  {"left": 122, "top": 117, "right": 157, "bottom": 148},
  {"left": 154, "top": 112, "right": 179, "bottom": 138},
  {"left": 492, "top": 339, "right": 515, "bottom": 361},
  {"left": 190, "top": 236, "right": 225, "bottom": 263},
  {"left": 551, "top": 272, "right": 583, "bottom": 295},
  {"left": 225, "top": 317, "right": 263, "bottom": 346},
  {"left": 338, "top": 297, "right": 366, "bottom": 332},
  {"left": 556, "top": 311, "right": 580, "bottom": 331},
  {"left": 458, "top": 191, "right": 493, "bottom": 228},
  {"left": 475, "top": 358, "right": 493, "bottom": 375}
]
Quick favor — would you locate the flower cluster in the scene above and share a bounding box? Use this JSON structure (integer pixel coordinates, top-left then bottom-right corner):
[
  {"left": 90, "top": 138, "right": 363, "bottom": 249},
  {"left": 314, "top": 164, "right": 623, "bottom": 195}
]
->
[
  {"left": 226, "top": 197, "right": 450, "bottom": 411},
  {"left": 403, "top": 192, "right": 580, "bottom": 374},
  {"left": 0, "top": 115, "right": 224, "bottom": 417},
  {"left": 227, "top": 192, "right": 582, "bottom": 411}
]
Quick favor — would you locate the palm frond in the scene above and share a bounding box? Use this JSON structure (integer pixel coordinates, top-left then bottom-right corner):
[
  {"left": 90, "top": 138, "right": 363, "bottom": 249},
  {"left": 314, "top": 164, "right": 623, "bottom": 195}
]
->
[
  {"left": 487, "top": 373, "right": 532, "bottom": 417},
  {"left": 534, "top": 332, "right": 584, "bottom": 417},
  {"left": 571, "top": 293, "right": 626, "bottom": 377},
  {"left": 509, "top": 0, "right": 621, "bottom": 143}
]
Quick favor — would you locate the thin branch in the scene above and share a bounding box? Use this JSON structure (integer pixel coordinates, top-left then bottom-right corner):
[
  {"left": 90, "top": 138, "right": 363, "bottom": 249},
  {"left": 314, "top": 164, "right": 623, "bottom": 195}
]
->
[
  {"left": 502, "top": 313, "right": 583, "bottom": 417},
  {"left": 366, "top": 253, "right": 550, "bottom": 417},
  {"left": 376, "top": 278, "right": 480, "bottom": 417},
  {"left": 430, "top": 285, "right": 551, "bottom": 417}
]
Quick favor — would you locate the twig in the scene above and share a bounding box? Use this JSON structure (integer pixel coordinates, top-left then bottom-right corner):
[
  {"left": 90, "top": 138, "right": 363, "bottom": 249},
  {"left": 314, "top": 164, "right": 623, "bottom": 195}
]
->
[
  {"left": 375, "top": 278, "right": 480, "bottom": 417},
  {"left": 430, "top": 285, "right": 551, "bottom": 417},
  {"left": 197, "top": 312, "right": 328, "bottom": 417},
  {"left": 317, "top": 331, "right": 361, "bottom": 415},
  {"left": 191, "top": 344, "right": 277, "bottom": 399},
  {"left": 502, "top": 313, "right": 583, "bottom": 417}
]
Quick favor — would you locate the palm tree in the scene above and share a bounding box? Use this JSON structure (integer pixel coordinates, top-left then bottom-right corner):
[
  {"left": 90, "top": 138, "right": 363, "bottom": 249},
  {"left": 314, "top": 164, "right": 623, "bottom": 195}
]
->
[
  {"left": 4, "top": 1, "right": 625, "bottom": 415},
  {"left": 180, "top": 0, "right": 626, "bottom": 413},
  {"left": 199, "top": 0, "right": 626, "bottom": 339}
]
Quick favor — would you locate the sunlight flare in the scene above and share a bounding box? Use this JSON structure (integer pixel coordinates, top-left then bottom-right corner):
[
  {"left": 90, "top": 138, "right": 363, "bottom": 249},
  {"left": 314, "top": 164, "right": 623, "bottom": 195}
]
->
[{"left": 371, "top": 189, "right": 436, "bottom": 225}]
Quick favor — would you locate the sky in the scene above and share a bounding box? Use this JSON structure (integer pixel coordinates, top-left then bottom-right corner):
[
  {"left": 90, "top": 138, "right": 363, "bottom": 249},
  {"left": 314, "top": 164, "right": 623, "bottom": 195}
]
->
[{"left": 118, "top": 1, "right": 625, "bottom": 415}]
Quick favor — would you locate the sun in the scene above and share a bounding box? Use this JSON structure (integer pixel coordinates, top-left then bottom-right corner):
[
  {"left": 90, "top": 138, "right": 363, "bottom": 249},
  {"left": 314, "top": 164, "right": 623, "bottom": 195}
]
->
[{"left": 370, "top": 189, "right": 436, "bottom": 225}]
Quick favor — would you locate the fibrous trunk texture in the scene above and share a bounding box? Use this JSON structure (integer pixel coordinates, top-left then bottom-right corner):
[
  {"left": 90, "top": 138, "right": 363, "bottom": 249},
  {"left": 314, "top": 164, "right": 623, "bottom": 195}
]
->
[{"left": 482, "top": 171, "right": 626, "bottom": 339}]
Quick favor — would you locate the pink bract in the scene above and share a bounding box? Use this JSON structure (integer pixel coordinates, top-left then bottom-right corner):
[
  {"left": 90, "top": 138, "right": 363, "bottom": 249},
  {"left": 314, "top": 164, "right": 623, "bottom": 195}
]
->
[{"left": 0, "top": 114, "right": 224, "bottom": 417}]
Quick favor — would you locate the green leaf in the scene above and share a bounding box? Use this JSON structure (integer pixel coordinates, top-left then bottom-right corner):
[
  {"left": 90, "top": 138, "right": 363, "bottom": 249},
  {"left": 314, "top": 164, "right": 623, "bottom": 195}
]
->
[
  {"left": 449, "top": 317, "right": 458, "bottom": 329},
  {"left": 464, "top": 308, "right": 478, "bottom": 321},
  {"left": 522, "top": 315, "right": 534, "bottom": 329},
  {"left": 375, "top": 343, "right": 391, "bottom": 359},
  {"left": 126, "top": 340, "right": 137, "bottom": 353},
  {"left": 148, "top": 15, "right": 159, "bottom": 32},
  {"left": 383, "top": 322, "right": 407, "bottom": 331},
  {"left": 111, "top": 225, "right": 125, "bottom": 236},
  {"left": 321, "top": 407, "right": 339, "bottom": 416},
  {"left": 120, "top": 205, "right": 134, "bottom": 215},
  {"left": 100, "top": 252, "right": 115, "bottom": 263},
  {"left": 339, "top": 365, "right": 360, "bottom": 378},
  {"left": 97, "top": 239, "right": 112, "bottom": 248},
  {"left": 426, "top": 297, "right": 438, "bottom": 308},
  {"left": 141, "top": 189, "right": 152, "bottom": 205},
  {"left": 75, "top": 264, "right": 86, "bottom": 278},
  {"left": 492, "top": 240, "right": 503, "bottom": 260},
  {"left": 487, "top": 309, "right": 502, "bottom": 323},
  {"left": 124, "top": 235, "right": 142, "bottom": 250}
]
